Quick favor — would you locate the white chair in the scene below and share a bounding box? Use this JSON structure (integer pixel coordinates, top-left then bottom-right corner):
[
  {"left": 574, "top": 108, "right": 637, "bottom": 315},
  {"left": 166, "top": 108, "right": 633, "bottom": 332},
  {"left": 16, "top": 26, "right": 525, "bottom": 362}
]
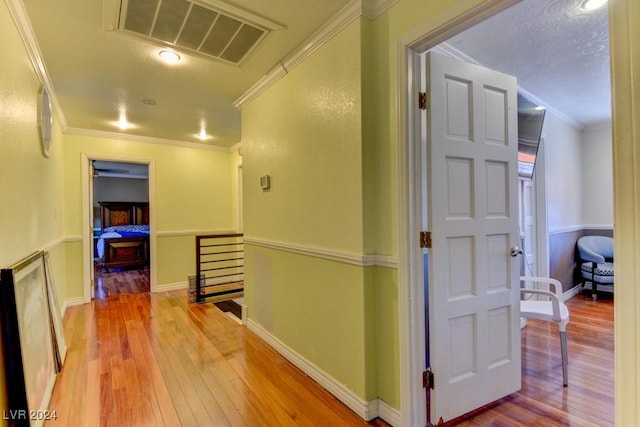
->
[{"left": 520, "top": 276, "right": 570, "bottom": 386}]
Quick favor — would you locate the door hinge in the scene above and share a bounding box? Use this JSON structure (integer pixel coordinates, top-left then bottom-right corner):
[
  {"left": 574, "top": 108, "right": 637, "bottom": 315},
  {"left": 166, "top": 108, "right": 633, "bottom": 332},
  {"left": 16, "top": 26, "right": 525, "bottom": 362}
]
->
[
  {"left": 418, "top": 91, "right": 429, "bottom": 110},
  {"left": 420, "top": 231, "right": 432, "bottom": 249},
  {"left": 423, "top": 369, "right": 434, "bottom": 389}
]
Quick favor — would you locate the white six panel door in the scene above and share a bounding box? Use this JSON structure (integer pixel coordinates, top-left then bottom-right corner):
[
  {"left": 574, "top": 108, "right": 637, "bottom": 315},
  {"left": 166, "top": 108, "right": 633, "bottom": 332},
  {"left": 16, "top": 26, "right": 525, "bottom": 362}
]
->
[{"left": 426, "top": 52, "right": 521, "bottom": 422}]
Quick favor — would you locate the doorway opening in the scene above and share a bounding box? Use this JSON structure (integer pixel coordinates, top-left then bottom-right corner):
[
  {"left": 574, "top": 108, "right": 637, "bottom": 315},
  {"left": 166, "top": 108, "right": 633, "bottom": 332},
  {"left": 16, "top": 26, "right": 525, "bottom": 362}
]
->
[
  {"left": 81, "top": 154, "right": 157, "bottom": 303},
  {"left": 91, "top": 160, "right": 150, "bottom": 299},
  {"left": 400, "top": 1, "right": 613, "bottom": 425}
]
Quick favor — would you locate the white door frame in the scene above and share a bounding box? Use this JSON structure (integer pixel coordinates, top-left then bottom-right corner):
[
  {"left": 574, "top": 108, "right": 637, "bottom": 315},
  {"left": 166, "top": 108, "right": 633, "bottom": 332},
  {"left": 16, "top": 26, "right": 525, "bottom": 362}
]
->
[
  {"left": 81, "top": 153, "right": 157, "bottom": 302},
  {"left": 396, "top": 1, "right": 521, "bottom": 425},
  {"left": 533, "top": 137, "right": 549, "bottom": 277}
]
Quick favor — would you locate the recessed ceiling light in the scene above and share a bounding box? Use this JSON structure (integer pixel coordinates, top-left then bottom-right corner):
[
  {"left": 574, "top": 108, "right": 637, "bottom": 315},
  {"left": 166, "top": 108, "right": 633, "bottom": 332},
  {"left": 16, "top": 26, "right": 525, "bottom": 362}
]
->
[
  {"left": 159, "top": 50, "right": 180, "bottom": 64},
  {"left": 142, "top": 98, "right": 156, "bottom": 105},
  {"left": 115, "top": 108, "right": 132, "bottom": 130},
  {"left": 117, "top": 117, "right": 130, "bottom": 130},
  {"left": 197, "top": 129, "right": 208, "bottom": 140},
  {"left": 196, "top": 120, "right": 213, "bottom": 141},
  {"left": 581, "top": 0, "right": 607, "bottom": 11}
]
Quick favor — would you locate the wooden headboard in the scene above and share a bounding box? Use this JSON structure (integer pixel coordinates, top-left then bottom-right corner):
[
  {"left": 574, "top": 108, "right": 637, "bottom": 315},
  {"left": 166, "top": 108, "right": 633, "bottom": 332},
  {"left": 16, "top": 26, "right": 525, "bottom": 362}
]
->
[{"left": 100, "top": 202, "right": 149, "bottom": 228}]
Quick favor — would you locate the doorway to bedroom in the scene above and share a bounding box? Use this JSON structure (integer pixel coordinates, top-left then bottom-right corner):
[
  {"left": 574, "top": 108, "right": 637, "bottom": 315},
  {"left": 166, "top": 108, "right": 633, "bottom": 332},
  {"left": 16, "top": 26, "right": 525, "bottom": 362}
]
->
[{"left": 91, "top": 160, "right": 150, "bottom": 300}]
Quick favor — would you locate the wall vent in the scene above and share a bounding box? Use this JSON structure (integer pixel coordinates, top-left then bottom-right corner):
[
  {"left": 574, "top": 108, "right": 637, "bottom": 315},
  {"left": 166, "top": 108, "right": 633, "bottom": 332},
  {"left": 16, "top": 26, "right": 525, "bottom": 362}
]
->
[{"left": 110, "top": 0, "right": 283, "bottom": 65}]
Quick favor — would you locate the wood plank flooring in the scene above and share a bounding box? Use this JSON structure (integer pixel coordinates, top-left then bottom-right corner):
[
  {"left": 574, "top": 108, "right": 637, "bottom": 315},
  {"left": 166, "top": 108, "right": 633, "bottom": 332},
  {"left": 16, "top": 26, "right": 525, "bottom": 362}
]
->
[
  {"left": 93, "top": 267, "right": 150, "bottom": 299},
  {"left": 48, "top": 282, "right": 614, "bottom": 426},
  {"left": 47, "top": 289, "right": 385, "bottom": 426},
  {"left": 446, "top": 292, "right": 614, "bottom": 426}
]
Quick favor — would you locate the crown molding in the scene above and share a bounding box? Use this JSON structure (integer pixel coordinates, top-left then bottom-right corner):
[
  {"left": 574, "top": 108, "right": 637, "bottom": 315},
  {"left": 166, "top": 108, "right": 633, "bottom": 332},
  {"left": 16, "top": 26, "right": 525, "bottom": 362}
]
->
[
  {"left": 65, "top": 127, "right": 231, "bottom": 152},
  {"left": 280, "top": 0, "right": 362, "bottom": 73},
  {"left": 583, "top": 120, "right": 613, "bottom": 132},
  {"left": 362, "top": 0, "right": 399, "bottom": 19},
  {"left": 6, "top": 0, "right": 68, "bottom": 130},
  {"left": 234, "top": 0, "right": 366, "bottom": 109},
  {"left": 435, "top": 42, "right": 583, "bottom": 130},
  {"left": 233, "top": 64, "right": 288, "bottom": 109}
]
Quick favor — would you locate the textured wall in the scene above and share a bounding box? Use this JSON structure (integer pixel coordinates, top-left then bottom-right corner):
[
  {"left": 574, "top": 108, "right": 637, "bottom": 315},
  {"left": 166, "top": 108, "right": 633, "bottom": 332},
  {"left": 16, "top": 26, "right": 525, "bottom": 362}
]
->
[
  {"left": 581, "top": 125, "right": 613, "bottom": 227},
  {"left": 242, "top": 20, "right": 374, "bottom": 399},
  {"left": 93, "top": 177, "right": 149, "bottom": 207},
  {"left": 242, "top": 25, "right": 364, "bottom": 253},
  {"left": 0, "top": 2, "right": 66, "bottom": 423},
  {"left": 62, "top": 133, "right": 235, "bottom": 291},
  {"left": 544, "top": 113, "right": 584, "bottom": 231}
]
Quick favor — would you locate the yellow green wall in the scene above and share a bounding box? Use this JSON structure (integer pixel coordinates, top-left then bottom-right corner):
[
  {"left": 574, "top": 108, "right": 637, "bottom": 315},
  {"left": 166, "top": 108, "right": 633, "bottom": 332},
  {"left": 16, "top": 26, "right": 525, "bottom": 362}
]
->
[
  {"left": 62, "top": 133, "right": 236, "bottom": 292},
  {"left": 241, "top": 0, "right": 505, "bottom": 413},
  {"left": 241, "top": 14, "right": 403, "bottom": 407},
  {"left": 242, "top": 22, "right": 364, "bottom": 253},
  {"left": 242, "top": 19, "right": 376, "bottom": 399},
  {"left": 0, "top": 16, "right": 64, "bottom": 263},
  {"left": 12, "top": 0, "right": 631, "bottom": 422},
  {"left": 0, "top": 2, "right": 66, "bottom": 422},
  {"left": 1, "top": 0, "right": 239, "bottom": 416},
  {"left": 244, "top": 246, "right": 375, "bottom": 397},
  {"left": 365, "top": 0, "right": 507, "bottom": 410}
]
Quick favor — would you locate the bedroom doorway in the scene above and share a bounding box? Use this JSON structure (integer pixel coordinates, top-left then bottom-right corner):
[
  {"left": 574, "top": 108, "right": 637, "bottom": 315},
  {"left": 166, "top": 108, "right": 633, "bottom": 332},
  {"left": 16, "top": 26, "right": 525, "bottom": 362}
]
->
[
  {"left": 82, "top": 155, "right": 156, "bottom": 302},
  {"left": 91, "top": 160, "right": 150, "bottom": 299}
]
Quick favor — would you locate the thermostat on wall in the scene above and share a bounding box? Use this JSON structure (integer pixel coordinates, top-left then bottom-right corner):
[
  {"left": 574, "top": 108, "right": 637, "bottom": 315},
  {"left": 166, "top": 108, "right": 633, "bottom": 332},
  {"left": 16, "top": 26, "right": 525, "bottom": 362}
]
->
[{"left": 260, "top": 175, "right": 270, "bottom": 190}]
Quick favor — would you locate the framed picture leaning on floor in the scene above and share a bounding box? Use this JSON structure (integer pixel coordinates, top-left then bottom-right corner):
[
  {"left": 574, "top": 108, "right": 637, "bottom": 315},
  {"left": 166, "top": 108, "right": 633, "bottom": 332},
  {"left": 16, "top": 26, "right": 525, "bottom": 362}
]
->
[{"left": 0, "top": 251, "right": 57, "bottom": 425}]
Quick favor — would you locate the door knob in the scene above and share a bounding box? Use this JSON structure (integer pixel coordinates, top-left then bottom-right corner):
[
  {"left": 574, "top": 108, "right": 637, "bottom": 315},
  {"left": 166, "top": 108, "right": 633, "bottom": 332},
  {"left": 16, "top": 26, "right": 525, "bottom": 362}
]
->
[{"left": 511, "top": 246, "right": 523, "bottom": 257}]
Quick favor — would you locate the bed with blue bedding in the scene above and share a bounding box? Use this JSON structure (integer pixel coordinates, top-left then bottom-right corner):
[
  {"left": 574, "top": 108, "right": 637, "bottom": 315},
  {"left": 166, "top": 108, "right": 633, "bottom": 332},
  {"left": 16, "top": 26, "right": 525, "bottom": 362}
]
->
[{"left": 98, "top": 202, "right": 150, "bottom": 271}]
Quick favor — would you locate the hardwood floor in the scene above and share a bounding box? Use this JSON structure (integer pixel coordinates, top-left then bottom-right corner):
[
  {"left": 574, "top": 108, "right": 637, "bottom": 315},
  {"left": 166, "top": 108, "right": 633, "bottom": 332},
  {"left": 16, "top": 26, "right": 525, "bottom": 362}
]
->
[
  {"left": 93, "top": 267, "right": 150, "bottom": 299},
  {"left": 446, "top": 292, "right": 614, "bottom": 426},
  {"left": 47, "top": 290, "right": 385, "bottom": 426},
  {"left": 48, "top": 284, "right": 613, "bottom": 426}
]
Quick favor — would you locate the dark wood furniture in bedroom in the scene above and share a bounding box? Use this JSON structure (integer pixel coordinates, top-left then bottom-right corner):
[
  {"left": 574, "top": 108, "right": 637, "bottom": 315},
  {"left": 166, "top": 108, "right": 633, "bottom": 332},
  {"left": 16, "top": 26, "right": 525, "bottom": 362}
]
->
[
  {"left": 101, "top": 201, "right": 149, "bottom": 227},
  {"left": 99, "top": 201, "right": 149, "bottom": 271}
]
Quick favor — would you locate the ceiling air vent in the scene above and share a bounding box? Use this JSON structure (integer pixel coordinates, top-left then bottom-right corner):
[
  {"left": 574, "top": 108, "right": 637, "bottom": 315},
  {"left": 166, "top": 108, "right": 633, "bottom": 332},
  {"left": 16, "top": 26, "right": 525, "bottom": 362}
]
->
[{"left": 109, "top": 0, "right": 283, "bottom": 65}]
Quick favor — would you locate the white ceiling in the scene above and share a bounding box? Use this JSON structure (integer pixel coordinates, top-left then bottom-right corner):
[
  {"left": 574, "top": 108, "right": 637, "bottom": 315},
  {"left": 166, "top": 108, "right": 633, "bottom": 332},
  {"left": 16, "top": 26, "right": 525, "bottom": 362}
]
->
[
  {"left": 19, "top": 0, "right": 610, "bottom": 151},
  {"left": 443, "top": 0, "right": 611, "bottom": 128},
  {"left": 21, "top": 0, "right": 351, "bottom": 147},
  {"left": 93, "top": 160, "right": 148, "bottom": 178}
]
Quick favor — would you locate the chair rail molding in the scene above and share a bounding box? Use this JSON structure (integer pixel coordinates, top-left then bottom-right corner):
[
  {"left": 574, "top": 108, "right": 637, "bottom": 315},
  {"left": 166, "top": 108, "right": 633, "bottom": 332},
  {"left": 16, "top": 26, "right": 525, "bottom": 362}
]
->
[{"left": 243, "top": 236, "right": 398, "bottom": 268}]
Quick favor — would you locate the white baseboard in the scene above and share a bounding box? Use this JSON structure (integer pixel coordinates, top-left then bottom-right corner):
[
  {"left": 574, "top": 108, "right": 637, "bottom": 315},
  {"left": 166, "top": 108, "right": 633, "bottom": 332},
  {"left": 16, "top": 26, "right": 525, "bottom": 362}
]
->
[
  {"left": 377, "top": 399, "right": 401, "bottom": 426},
  {"left": 155, "top": 281, "right": 187, "bottom": 293},
  {"left": 246, "top": 319, "right": 384, "bottom": 422},
  {"left": 580, "top": 282, "right": 614, "bottom": 293},
  {"left": 241, "top": 304, "right": 248, "bottom": 325},
  {"left": 563, "top": 285, "right": 582, "bottom": 301},
  {"left": 62, "top": 297, "right": 85, "bottom": 317},
  {"left": 224, "top": 312, "right": 243, "bottom": 324}
]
